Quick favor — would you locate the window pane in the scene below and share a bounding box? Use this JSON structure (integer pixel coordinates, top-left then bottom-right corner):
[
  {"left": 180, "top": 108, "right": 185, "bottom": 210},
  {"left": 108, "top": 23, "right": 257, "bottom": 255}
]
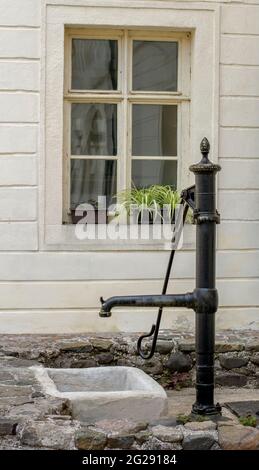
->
[
  {"left": 133, "top": 41, "right": 178, "bottom": 91},
  {"left": 132, "top": 160, "right": 177, "bottom": 189},
  {"left": 132, "top": 104, "right": 177, "bottom": 156},
  {"left": 70, "top": 159, "right": 117, "bottom": 209},
  {"left": 72, "top": 39, "right": 118, "bottom": 90},
  {"left": 71, "top": 103, "right": 117, "bottom": 156}
]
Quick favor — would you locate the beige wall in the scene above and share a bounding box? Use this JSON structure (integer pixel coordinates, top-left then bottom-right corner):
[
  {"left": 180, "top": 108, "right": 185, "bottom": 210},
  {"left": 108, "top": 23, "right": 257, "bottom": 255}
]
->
[{"left": 0, "top": 0, "right": 258, "bottom": 333}]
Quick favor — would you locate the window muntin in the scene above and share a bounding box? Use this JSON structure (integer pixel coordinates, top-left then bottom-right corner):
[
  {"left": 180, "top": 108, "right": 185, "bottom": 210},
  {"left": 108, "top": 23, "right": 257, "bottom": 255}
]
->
[{"left": 64, "top": 30, "right": 189, "bottom": 222}]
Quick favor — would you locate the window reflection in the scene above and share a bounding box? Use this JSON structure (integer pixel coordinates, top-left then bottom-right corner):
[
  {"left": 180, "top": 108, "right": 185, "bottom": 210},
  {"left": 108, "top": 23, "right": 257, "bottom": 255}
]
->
[
  {"left": 71, "top": 103, "right": 117, "bottom": 156},
  {"left": 72, "top": 39, "right": 118, "bottom": 90},
  {"left": 133, "top": 40, "right": 178, "bottom": 92},
  {"left": 70, "top": 159, "right": 117, "bottom": 209},
  {"left": 132, "top": 160, "right": 177, "bottom": 189},
  {"left": 132, "top": 104, "right": 177, "bottom": 156}
]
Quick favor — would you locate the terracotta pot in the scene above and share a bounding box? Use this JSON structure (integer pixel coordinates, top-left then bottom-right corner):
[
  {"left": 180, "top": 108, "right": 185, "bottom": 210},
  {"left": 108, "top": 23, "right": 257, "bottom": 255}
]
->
[{"left": 70, "top": 209, "right": 108, "bottom": 225}]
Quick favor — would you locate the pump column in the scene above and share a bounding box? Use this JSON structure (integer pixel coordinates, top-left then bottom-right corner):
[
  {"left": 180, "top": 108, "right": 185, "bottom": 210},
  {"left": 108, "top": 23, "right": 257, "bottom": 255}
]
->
[{"left": 190, "top": 138, "right": 221, "bottom": 415}]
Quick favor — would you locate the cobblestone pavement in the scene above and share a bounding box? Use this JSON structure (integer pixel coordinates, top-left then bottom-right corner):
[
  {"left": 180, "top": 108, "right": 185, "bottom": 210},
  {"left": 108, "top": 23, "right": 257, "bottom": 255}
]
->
[{"left": 0, "top": 332, "right": 258, "bottom": 450}]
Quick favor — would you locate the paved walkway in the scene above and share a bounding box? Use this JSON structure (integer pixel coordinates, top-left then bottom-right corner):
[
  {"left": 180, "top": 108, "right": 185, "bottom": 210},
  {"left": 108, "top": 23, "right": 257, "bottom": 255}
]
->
[{"left": 167, "top": 387, "right": 259, "bottom": 416}]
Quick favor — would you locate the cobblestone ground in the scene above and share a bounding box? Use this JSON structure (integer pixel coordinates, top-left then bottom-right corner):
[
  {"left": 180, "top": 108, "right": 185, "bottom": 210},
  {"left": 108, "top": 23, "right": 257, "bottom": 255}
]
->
[{"left": 0, "top": 331, "right": 258, "bottom": 450}]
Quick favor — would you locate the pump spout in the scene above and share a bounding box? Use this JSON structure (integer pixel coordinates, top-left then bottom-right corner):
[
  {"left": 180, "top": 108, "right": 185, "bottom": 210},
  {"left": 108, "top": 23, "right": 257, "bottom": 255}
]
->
[
  {"left": 99, "top": 292, "right": 196, "bottom": 317},
  {"left": 99, "top": 288, "right": 218, "bottom": 317}
]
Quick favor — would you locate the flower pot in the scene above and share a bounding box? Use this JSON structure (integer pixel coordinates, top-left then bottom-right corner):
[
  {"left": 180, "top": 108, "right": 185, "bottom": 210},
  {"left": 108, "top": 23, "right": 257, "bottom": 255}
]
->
[{"left": 70, "top": 209, "right": 108, "bottom": 225}]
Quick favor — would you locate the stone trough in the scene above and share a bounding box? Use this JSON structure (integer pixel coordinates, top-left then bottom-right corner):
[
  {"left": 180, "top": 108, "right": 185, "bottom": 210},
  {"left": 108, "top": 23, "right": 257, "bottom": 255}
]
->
[{"left": 31, "top": 366, "right": 167, "bottom": 423}]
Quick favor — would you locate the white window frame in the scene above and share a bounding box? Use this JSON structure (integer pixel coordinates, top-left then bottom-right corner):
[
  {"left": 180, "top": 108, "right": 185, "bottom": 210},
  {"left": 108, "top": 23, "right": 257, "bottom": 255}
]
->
[
  {"left": 41, "top": 1, "right": 220, "bottom": 251},
  {"left": 63, "top": 28, "right": 190, "bottom": 224}
]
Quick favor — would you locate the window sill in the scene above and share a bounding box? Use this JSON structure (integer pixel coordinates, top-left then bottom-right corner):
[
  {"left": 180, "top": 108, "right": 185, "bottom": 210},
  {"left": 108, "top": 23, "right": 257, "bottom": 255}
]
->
[{"left": 44, "top": 223, "right": 195, "bottom": 251}]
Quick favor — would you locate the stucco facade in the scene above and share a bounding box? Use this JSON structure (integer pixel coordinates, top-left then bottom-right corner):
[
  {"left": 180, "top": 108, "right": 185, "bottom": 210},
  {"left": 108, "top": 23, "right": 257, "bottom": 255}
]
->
[{"left": 0, "top": 0, "right": 258, "bottom": 333}]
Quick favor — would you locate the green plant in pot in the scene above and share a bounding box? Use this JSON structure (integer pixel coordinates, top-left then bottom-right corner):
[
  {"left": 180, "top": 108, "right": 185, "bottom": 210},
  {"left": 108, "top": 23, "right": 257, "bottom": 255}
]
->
[{"left": 115, "top": 185, "right": 180, "bottom": 224}]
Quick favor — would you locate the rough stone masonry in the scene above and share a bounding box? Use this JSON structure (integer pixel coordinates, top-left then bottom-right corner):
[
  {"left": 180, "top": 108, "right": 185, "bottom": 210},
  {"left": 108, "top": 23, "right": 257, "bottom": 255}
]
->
[
  {"left": 0, "top": 331, "right": 259, "bottom": 450},
  {"left": 0, "top": 330, "right": 258, "bottom": 389}
]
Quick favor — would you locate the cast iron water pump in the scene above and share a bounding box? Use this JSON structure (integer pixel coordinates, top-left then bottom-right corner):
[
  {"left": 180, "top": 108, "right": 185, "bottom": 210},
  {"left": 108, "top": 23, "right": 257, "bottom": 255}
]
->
[{"left": 99, "top": 138, "right": 221, "bottom": 416}]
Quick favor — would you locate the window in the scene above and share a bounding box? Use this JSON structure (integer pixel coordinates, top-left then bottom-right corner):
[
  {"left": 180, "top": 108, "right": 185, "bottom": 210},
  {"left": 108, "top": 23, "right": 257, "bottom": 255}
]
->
[
  {"left": 63, "top": 29, "right": 190, "bottom": 223},
  {"left": 44, "top": 3, "right": 217, "bottom": 249}
]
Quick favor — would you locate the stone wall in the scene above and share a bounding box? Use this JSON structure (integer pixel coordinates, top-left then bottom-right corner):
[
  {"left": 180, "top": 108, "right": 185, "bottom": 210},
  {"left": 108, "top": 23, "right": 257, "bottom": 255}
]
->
[{"left": 1, "top": 331, "right": 258, "bottom": 389}]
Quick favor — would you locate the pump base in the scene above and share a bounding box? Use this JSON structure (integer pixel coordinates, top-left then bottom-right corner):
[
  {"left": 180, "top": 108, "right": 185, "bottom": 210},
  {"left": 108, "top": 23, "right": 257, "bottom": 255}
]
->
[{"left": 191, "top": 402, "right": 222, "bottom": 416}]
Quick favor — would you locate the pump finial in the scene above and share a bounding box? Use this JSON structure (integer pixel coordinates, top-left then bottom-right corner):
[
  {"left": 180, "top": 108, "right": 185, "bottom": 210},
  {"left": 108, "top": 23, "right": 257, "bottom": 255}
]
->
[{"left": 200, "top": 137, "right": 210, "bottom": 155}]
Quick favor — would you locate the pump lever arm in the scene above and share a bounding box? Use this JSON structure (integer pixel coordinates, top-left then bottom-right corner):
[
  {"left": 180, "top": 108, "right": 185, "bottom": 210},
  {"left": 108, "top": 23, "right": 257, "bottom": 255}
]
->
[
  {"left": 137, "top": 198, "right": 191, "bottom": 360},
  {"left": 137, "top": 323, "right": 157, "bottom": 360}
]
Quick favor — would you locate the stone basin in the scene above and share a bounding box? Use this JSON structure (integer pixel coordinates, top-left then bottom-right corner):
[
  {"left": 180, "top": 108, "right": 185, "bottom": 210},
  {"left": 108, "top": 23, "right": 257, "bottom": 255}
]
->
[{"left": 31, "top": 366, "right": 167, "bottom": 422}]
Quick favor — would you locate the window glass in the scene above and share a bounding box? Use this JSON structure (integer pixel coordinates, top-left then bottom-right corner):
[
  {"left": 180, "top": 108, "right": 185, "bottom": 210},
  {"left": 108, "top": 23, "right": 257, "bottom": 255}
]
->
[
  {"left": 133, "top": 40, "right": 178, "bottom": 91},
  {"left": 72, "top": 39, "right": 118, "bottom": 90},
  {"left": 71, "top": 103, "right": 117, "bottom": 156},
  {"left": 132, "top": 104, "right": 177, "bottom": 156},
  {"left": 64, "top": 31, "right": 188, "bottom": 224},
  {"left": 132, "top": 160, "right": 177, "bottom": 188},
  {"left": 70, "top": 159, "right": 117, "bottom": 208}
]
